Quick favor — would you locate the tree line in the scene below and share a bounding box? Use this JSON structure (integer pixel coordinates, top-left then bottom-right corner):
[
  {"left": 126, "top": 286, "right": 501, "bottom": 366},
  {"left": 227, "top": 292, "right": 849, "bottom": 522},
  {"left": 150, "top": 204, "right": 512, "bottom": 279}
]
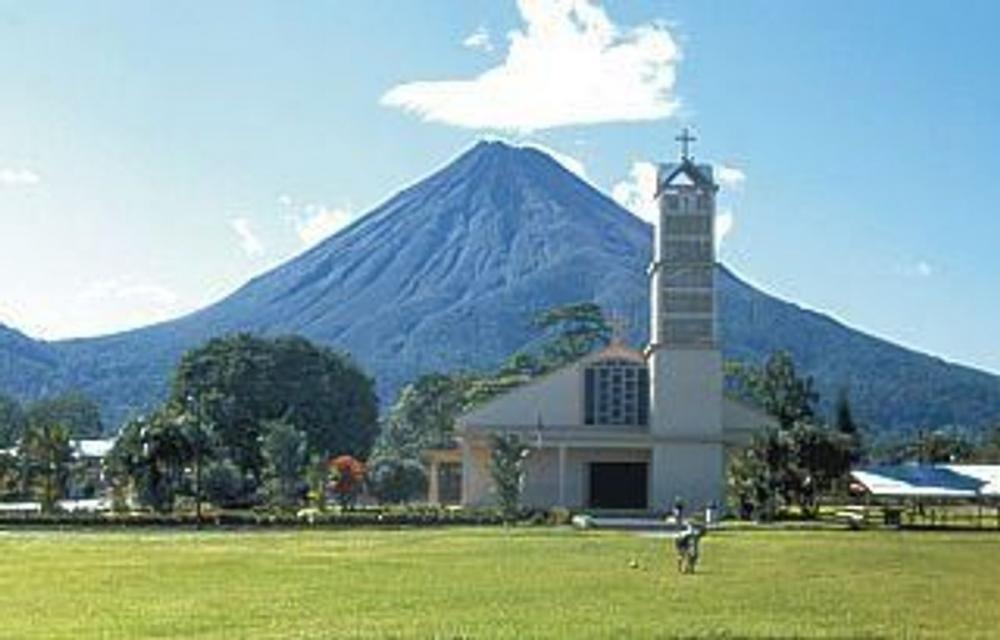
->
[{"left": 1, "top": 302, "right": 997, "bottom": 518}]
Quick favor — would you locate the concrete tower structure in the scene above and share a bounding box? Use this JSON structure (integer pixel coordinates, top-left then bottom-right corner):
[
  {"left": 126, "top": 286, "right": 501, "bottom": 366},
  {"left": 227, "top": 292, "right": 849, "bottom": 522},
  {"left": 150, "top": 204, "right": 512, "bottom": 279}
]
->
[
  {"left": 647, "top": 128, "right": 726, "bottom": 509},
  {"left": 431, "top": 135, "right": 775, "bottom": 513}
]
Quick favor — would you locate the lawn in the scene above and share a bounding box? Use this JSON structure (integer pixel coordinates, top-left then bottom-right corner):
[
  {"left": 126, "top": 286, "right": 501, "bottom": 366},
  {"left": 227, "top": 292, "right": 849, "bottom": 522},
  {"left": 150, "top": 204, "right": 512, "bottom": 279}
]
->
[{"left": 1, "top": 526, "right": 998, "bottom": 638}]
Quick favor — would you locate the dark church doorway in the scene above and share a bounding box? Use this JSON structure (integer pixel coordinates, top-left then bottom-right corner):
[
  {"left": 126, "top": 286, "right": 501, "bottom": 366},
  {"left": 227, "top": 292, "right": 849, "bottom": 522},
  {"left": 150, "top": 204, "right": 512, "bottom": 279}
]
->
[{"left": 588, "top": 462, "right": 648, "bottom": 509}]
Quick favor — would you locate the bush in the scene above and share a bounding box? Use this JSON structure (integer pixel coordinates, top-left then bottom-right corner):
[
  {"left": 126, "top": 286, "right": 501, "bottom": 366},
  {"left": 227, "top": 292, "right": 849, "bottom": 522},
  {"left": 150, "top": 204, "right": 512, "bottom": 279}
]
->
[
  {"left": 367, "top": 457, "right": 427, "bottom": 504},
  {"left": 330, "top": 455, "right": 365, "bottom": 509}
]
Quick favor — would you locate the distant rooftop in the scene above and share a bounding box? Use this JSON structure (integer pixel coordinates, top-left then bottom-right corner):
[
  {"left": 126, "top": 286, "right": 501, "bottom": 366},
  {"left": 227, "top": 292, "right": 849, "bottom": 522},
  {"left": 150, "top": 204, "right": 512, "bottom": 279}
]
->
[{"left": 852, "top": 464, "right": 1000, "bottom": 498}]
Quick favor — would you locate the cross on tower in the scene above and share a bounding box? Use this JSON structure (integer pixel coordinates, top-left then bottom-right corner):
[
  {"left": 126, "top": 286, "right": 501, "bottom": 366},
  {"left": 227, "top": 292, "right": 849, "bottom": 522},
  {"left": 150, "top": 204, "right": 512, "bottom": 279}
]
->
[{"left": 675, "top": 127, "right": 697, "bottom": 160}]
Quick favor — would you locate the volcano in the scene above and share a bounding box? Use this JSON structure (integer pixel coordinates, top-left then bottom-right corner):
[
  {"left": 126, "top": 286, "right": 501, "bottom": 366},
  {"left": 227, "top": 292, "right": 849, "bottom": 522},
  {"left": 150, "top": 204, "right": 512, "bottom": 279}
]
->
[{"left": 1, "top": 141, "right": 997, "bottom": 433}]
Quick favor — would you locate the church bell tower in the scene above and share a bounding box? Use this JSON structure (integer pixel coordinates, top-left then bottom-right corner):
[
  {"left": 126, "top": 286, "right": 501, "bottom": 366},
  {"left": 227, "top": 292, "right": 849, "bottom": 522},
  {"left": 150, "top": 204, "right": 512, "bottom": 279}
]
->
[{"left": 647, "top": 128, "right": 725, "bottom": 510}]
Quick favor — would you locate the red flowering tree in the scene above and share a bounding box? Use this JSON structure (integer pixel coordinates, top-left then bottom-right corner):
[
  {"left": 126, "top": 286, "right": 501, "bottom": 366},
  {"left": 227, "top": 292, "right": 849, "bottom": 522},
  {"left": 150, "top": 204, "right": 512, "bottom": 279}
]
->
[{"left": 329, "top": 455, "right": 366, "bottom": 509}]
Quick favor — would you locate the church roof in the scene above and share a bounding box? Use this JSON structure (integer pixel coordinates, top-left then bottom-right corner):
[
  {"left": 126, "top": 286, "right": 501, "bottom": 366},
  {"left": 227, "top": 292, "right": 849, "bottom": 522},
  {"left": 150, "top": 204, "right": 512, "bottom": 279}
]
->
[
  {"left": 655, "top": 159, "right": 716, "bottom": 196},
  {"left": 455, "top": 343, "right": 645, "bottom": 430}
]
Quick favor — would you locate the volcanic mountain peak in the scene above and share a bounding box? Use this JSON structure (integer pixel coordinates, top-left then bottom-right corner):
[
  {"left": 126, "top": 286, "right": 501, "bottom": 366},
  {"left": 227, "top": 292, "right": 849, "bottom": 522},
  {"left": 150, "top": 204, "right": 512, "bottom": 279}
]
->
[{"left": 0, "top": 142, "right": 996, "bottom": 433}]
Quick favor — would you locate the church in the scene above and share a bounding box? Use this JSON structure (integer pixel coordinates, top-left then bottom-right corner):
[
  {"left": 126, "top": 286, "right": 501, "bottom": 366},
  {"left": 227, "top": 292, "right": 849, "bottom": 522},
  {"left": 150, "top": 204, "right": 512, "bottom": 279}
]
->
[{"left": 426, "top": 132, "right": 776, "bottom": 513}]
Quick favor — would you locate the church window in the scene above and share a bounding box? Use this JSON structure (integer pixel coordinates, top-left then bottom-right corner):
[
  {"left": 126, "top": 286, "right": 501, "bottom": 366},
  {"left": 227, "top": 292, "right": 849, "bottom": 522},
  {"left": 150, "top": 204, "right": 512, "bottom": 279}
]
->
[
  {"left": 697, "top": 195, "right": 711, "bottom": 211},
  {"left": 584, "top": 359, "right": 649, "bottom": 427}
]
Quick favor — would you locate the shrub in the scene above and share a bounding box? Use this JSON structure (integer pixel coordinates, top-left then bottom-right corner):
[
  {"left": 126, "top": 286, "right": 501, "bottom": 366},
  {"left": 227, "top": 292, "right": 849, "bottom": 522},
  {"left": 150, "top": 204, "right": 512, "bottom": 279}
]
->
[
  {"left": 330, "top": 455, "right": 365, "bottom": 509},
  {"left": 367, "top": 457, "right": 427, "bottom": 504}
]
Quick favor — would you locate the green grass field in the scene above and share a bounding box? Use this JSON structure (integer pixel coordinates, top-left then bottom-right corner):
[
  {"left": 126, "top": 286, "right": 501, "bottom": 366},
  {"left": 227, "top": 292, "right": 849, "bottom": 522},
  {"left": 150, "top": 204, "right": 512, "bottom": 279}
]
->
[{"left": 1, "top": 527, "right": 998, "bottom": 638}]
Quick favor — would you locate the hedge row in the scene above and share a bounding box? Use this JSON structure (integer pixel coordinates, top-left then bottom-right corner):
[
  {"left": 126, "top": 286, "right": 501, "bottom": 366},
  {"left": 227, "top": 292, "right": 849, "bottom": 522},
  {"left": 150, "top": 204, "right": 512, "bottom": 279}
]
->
[{"left": 0, "top": 507, "right": 508, "bottom": 529}]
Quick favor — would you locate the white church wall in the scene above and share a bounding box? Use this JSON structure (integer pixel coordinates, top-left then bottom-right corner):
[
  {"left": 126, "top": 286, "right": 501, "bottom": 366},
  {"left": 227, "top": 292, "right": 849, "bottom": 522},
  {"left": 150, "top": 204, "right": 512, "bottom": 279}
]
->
[
  {"left": 651, "top": 442, "right": 724, "bottom": 511},
  {"left": 461, "top": 441, "right": 494, "bottom": 507},
  {"left": 461, "top": 365, "right": 583, "bottom": 428},
  {"left": 521, "top": 448, "right": 560, "bottom": 507},
  {"left": 650, "top": 348, "right": 723, "bottom": 438}
]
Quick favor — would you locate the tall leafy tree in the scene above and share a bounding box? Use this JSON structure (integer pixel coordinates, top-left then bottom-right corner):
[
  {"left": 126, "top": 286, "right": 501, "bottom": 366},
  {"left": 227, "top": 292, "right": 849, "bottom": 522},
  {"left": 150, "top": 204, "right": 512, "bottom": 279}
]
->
[
  {"left": 534, "top": 302, "right": 611, "bottom": 372},
  {"left": 26, "top": 392, "right": 103, "bottom": 439},
  {"left": 170, "top": 334, "right": 379, "bottom": 480},
  {"left": 833, "top": 388, "right": 863, "bottom": 464},
  {"left": 108, "top": 409, "right": 193, "bottom": 513},
  {"left": 728, "top": 351, "right": 851, "bottom": 519},
  {"left": 376, "top": 373, "right": 476, "bottom": 461},
  {"left": 261, "top": 419, "right": 307, "bottom": 508},
  {"left": 489, "top": 433, "right": 530, "bottom": 522},
  {"left": 730, "top": 351, "right": 818, "bottom": 430},
  {"left": 20, "top": 420, "right": 73, "bottom": 512}
]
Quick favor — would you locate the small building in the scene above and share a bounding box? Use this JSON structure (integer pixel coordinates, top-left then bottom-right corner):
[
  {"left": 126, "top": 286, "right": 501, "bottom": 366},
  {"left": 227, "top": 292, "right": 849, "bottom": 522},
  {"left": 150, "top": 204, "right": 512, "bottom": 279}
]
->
[
  {"left": 69, "top": 438, "right": 116, "bottom": 499},
  {"left": 426, "top": 131, "right": 777, "bottom": 512}
]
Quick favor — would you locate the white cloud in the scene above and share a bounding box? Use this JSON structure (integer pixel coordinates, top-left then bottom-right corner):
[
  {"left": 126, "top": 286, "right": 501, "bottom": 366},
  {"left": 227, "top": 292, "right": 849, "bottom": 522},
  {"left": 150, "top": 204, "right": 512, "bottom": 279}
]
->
[
  {"left": 611, "top": 161, "right": 658, "bottom": 223},
  {"left": 716, "top": 164, "right": 746, "bottom": 190},
  {"left": 716, "top": 207, "right": 735, "bottom": 248},
  {"left": 382, "top": 0, "right": 681, "bottom": 133},
  {"left": 0, "top": 168, "right": 41, "bottom": 186},
  {"left": 229, "top": 217, "right": 265, "bottom": 257},
  {"left": 293, "top": 205, "right": 353, "bottom": 248},
  {"left": 463, "top": 26, "right": 494, "bottom": 52}
]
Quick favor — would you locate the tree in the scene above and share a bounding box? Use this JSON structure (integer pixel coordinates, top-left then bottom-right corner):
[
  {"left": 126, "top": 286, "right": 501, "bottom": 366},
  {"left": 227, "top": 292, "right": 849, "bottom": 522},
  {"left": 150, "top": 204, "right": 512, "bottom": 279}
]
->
[
  {"left": 367, "top": 457, "right": 427, "bottom": 504},
  {"left": 329, "top": 455, "right": 365, "bottom": 509},
  {"left": 170, "top": 334, "right": 378, "bottom": 483},
  {"left": 108, "top": 409, "right": 192, "bottom": 513},
  {"left": 973, "top": 425, "right": 1000, "bottom": 463},
  {"left": 901, "top": 429, "right": 974, "bottom": 464},
  {"left": 534, "top": 302, "right": 611, "bottom": 372},
  {"left": 497, "top": 352, "right": 545, "bottom": 378},
  {"left": 26, "top": 391, "right": 103, "bottom": 439},
  {"left": 788, "top": 423, "right": 853, "bottom": 515},
  {"left": 489, "top": 433, "right": 530, "bottom": 522},
  {"left": 0, "top": 393, "right": 25, "bottom": 447},
  {"left": 202, "top": 459, "right": 245, "bottom": 508},
  {"left": 305, "top": 454, "right": 330, "bottom": 511},
  {"left": 20, "top": 420, "right": 73, "bottom": 512},
  {"left": 730, "top": 351, "right": 818, "bottom": 430},
  {"left": 728, "top": 351, "right": 852, "bottom": 519},
  {"left": 375, "top": 373, "right": 476, "bottom": 461},
  {"left": 261, "top": 420, "right": 307, "bottom": 509},
  {"left": 0, "top": 449, "right": 21, "bottom": 499},
  {"left": 833, "top": 388, "right": 863, "bottom": 464},
  {"left": 728, "top": 427, "right": 787, "bottom": 521}
]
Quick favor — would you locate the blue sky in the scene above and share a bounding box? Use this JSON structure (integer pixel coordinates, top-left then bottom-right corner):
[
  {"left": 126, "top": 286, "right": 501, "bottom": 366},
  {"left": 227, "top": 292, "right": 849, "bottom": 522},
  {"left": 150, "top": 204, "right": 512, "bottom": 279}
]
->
[{"left": 0, "top": 1, "right": 997, "bottom": 374}]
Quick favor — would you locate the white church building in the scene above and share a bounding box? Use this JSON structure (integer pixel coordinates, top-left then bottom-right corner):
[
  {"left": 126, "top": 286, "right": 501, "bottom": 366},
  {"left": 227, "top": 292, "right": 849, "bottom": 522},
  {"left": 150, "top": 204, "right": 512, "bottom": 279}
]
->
[{"left": 426, "top": 133, "right": 776, "bottom": 512}]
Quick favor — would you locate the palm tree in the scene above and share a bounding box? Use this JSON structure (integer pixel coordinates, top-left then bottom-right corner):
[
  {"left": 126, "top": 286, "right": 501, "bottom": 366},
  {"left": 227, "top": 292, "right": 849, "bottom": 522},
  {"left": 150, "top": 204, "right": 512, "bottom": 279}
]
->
[{"left": 21, "top": 421, "right": 72, "bottom": 512}]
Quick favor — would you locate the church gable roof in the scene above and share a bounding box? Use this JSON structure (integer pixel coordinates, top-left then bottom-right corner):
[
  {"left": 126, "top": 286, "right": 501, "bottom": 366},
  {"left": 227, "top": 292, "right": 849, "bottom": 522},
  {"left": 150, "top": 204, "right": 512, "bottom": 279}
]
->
[{"left": 457, "top": 344, "right": 645, "bottom": 430}]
